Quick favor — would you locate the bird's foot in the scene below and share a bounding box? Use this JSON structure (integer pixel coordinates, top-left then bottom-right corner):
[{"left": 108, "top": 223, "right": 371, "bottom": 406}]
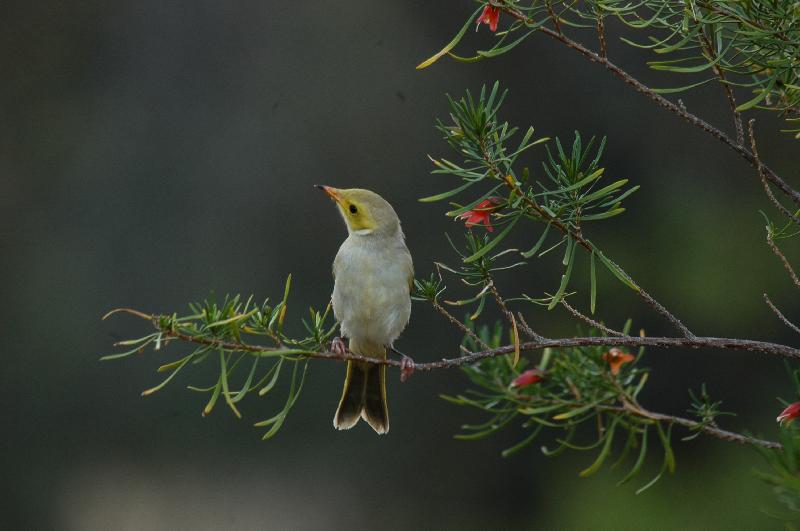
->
[
  {"left": 330, "top": 336, "right": 348, "bottom": 357},
  {"left": 400, "top": 355, "right": 415, "bottom": 383},
  {"left": 390, "top": 347, "right": 415, "bottom": 383}
]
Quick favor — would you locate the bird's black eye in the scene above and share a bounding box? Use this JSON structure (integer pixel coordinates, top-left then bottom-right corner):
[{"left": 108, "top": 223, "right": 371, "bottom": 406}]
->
[{"left": 349, "top": 204, "right": 358, "bottom": 214}]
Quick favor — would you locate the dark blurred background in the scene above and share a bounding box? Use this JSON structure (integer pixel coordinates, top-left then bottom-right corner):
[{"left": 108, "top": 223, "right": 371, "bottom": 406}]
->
[{"left": 2, "top": 1, "right": 799, "bottom": 529}]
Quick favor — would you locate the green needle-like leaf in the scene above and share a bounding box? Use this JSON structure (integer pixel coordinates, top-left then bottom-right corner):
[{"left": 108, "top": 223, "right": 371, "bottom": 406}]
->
[{"left": 416, "top": 7, "right": 483, "bottom": 69}]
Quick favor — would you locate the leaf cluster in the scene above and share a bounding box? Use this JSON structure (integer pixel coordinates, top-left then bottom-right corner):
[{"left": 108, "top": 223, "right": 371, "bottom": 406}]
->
[
  {"left": 421, "top": 1, "right": 800, "bottom": 137},
  {"left": 755, "top": 365, "right": 800, "bottom": 519},
  {"left": 102, "top": 276, "right": 337, "bottom": 439},
  {"left": 423, "top": 83, "right": 639, "bottom": 320},
  {"left": 601, "top": 0, "right": 800, "bottom": 115},
  {"left": 444, "top": 320, "right": 677, "bottom": 493}
]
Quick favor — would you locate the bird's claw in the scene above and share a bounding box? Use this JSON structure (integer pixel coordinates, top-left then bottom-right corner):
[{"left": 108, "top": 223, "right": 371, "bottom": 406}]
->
[
  {"left": 330, "top": 336, "right": 348, "bottom": 357},
  {"left": 399, "top": 355, "right": 415, "bottom": 383}
]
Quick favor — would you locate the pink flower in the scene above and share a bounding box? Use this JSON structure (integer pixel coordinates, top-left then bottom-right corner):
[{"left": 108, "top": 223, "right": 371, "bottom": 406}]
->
[
  {"left": 777, "top": 402, "right": 800, "bottom": 426},
  {"left": 476, "top": 5, "right": 501, "bottom": 32},
  {"left": 602, "top": 348, "right": 635, "bottom": 375},
  {"left": 458, "top": 198, "right": 501, "bottom": 232},
  {"left": 511, "top": 369, "right": 545, "bottom": 388}
]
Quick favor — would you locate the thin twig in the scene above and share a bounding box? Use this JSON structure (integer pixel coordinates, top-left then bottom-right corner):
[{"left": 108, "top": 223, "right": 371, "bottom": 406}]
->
[
  {"left": 489, "top": 283, "right": 515, "bottom": 326},
  {"left": 500, "top": 6, "right": 800, "bottom": 207},
  {"left": 637, "top": 287, "right": 695, "bottom": 339},
  {"left": 749, "top": 119, "right": 800, "bottom": 225},
  {"left": 489, "top": 282, "right": 548, "bottom": 341},
  {"left": 596, "top": 15, "right": 607, "bottom": 58},
  {"left": 561, "top": 298, "right": 626, "bottom": 337},
  {"left": 764, "top": 294, "right": 800, "bottom": 336},
  {"left": 545, "top": 0, "right": 563, "bottom": 35},
  {"left": 699, "top": 33, "right": 744, "bottom": 146},
  {"left": 432, "top": 300, "right": 491, "bottom": 349},
  {"left": 767, "top": 232, "right": 800, "bottom": 290},
  {"left": 625, "top": 404, "right": 781, "bottom": 450},
  {"left": 517, "top": 311, "right": 545, "bottom": 341}
]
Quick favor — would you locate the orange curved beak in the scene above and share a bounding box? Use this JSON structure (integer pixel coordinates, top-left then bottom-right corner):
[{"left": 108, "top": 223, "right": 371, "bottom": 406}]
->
[
  {"left": 314, "top": 184, "right": 339, "bottom": 200},
  {"left": 315, "top": 185, "right": 342, "bottom": 203}
]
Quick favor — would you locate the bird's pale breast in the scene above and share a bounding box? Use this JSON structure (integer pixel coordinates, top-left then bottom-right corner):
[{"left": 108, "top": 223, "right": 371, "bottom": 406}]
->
[{"left": 332, "top": 236, "right": 412, "bottom": 348}]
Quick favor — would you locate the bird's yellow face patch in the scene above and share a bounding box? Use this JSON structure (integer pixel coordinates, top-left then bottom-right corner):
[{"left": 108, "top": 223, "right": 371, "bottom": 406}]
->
[
  {"left": 336, "top": 197, "right": 376, "bottom": 232},
  {"left": 318, "top": 186, "right": 377, "bottom": 232}
]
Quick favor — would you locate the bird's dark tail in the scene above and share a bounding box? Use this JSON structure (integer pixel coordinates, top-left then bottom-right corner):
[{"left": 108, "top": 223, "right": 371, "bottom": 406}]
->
[{"left": 333, "top": 339, "right": 388, "bottom": 434}]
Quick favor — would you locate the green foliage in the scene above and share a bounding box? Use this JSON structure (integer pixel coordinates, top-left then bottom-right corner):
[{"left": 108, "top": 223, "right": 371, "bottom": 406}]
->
[
  {"left": 412, "top": 273, "right": 446, "bottom": 302},
  {"left": 784, "top": 116, "right": 800, "bottom": 140},
  {"left": 756, "top": 428, "right": 800, "bottom": 521},
  {"left": 103, "top": 277, "right": 337, "bottom": 439},
  {"left": 764, "top": 209, "right": 800, "bottom": 242},
  {"left": 755, "top": 364, "right": 800, "bottom": 520},
  {"left": 603, "top": 0, "right": 800, "bottom": 114},
  {"left": 437, "top": 232, "right": 527, "bottom": 320},
  {"left": 683, "top": 383, "right": 736, "bottom": 441},
  {"left": 443, "top": 320, "right": 678, "bottom": 493},
  {"left": 422, "top": 1, "right": 800, "bottom": 137},
  {"left": 540, "top": 134, "right": 636, "bottom": 225},
  {"left": 425, "top": 83, "right": 639, "bottom": 316}
]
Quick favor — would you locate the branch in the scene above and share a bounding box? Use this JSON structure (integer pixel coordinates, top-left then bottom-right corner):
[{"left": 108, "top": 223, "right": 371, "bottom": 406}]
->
[
  {"left": 501, "top": 6, "right": 800, "bottom": 207},
  {"left": 413, "top": 335, "right": 800, "bottom": 370},
  {"left": 493, "top": 134, "right": 696, "bottom": 338},
  {"left": 488, "top": 281, "right": 549, "bottom": 341},
  {"left": 749, "top": 119, "right": 800, "bottom": 226},
  {"left": 561, "top": 298, "right": 626, "bottom": 337},
  {"left": 637, "top": 287, "right": 695, "bottom": 339},
  {"left": 595, "top": 14, "right": 607, "bottom": 59},
  {"left": 598, "top": 383, "right": 781, "bottom": 449},
  {"left": 764, "top": 293, "right": 800, "bottom": 336},
  {"left": 115, "top": 309, "right": 800, "bottom": 369},
  {"left": 432, "top": 299, "right": 490, "bottom": 350},
  {"left": 630, "top": 406, "right": 781, "bottom": 450},
  {"left": 699, "top": 33, "right": 744, "bottom": 146},
  {"left": 544, "top": 0, "right": 562, "bottom": 35},
  {"left": 517, "top": 311, "right": 545, "bottom": 341},
  {"left": 109, "top": 309, "right": 788, "bottom": 450},
  {"left": 767, "top": 232, "right": 800, "bottom": 290}
]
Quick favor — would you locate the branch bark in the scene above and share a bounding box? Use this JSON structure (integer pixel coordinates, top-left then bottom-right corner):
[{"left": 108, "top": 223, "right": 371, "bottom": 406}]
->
[
  {"left": 632, "top": 407, "right": 781, "bottom": 450},
  {"left": 112, "top": 309, "right": 787, "bottom": 451},
  {"left": 764, "top": 293, "right": 800, "bottom": 336},
  {"left": 122, "top": 309, "right": 800, "bottom": 369},
  {"left": 749, "top": 119, "right": 800, "bottom": 226},
  {"left": 501, "top": 6, "right": 800, "bottom": 207},
  {"left": 561, "top": 298, "right": 626, "bottom": 337}
]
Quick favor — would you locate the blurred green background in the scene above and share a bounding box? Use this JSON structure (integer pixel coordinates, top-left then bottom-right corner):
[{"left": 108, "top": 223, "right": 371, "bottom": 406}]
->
[{"left": 2, "top": 1, "right": 799, "bottom": 529}]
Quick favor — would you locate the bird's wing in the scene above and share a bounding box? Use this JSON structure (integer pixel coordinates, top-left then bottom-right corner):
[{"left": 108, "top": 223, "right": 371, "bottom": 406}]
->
[
  {"left": 404, "top": 247, "right": 414, "bottom": 291},
  {"left": 332, "top": 247, "right": 343, "bottom": 280}
]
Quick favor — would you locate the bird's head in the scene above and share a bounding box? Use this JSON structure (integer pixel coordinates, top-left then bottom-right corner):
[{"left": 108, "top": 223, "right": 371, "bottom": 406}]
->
[{"left": 316, "top": 186, "right": 402, "bottom": 237}]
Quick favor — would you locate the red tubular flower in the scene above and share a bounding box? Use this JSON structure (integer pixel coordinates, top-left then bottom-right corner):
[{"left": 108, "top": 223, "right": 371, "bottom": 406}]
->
[
  {"left": 777, "top": 402, "right": 800, "bottom": 425},
  {"left": 511, "top": 369, "right": 545, "bottom": 388},
  {"left": 602, "top": 347, "right": 635, "bottom": 375},
  {"left": 476, "top": 5, "right": 501, "bottom": 32},
  {"left": 458, "top": 198, "right": 501, "bottom": 232}
]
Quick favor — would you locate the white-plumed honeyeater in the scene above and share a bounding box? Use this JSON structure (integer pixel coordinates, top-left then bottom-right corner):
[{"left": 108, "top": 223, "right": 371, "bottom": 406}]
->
[{"left": 317, "top": 186, "right": 413, "bottom": 434}]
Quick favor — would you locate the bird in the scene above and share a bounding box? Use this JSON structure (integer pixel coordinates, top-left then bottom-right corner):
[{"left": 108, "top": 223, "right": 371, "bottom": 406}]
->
[{"left": 317, "top": 185, "right": 413, "bottom": 434}]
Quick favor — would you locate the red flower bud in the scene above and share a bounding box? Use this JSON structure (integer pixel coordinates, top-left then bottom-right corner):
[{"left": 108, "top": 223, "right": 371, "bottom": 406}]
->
[
  {"left": 777, "top": 402, "right": 800, "bottom": 426},
  {"left": 511, "top": 369, "right": 545, "bottom": 388},
  {"left": 476, "top": 5, "right": 501, "bottom": 32},
  {"left": 458, "top": 197, "right": 501, "bottom": 232},
  {"left": 601, "top": 347, "right": 635, "bottom": 375}
]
